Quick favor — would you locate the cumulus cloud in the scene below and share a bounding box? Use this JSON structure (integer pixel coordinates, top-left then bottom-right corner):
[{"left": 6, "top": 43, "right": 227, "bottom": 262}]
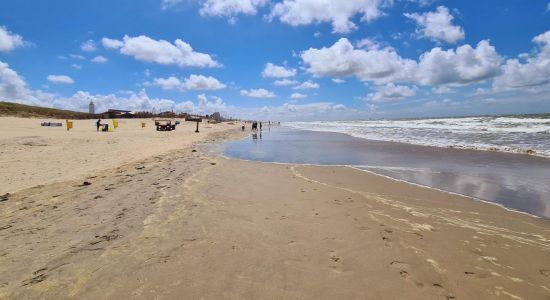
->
[
  {"left": 200, "top": 0, "right": 269, "bottom": 18},
  {"left": 415, "top": 40, "right": 502, "bottom": 85},
  {"left": 290, "top": 92, "right": 307, "bottom": 99},
  {"left": 149, "top": 76, "right": 183, "bottom": 90},
  {"left": 493, "top": 30, "right": 550, "bottom": 91},
  {"left": 0, "top": 26, "right": 25, "bottom": 52},
  {"left": 332, "top": 78, "right": 345, "bottom": 84},
  {"left": 102, "top": 35, "right": 220, "bottom": 68},
  {"left": 404, "top": 6, "right": 465, "bottom": 44},
  {"left": 184, "top": 74, "right": 226, "bottom": 90},
  {"left": 240, "top": 88, "right": 276, "bottom": 98},
  {"left": 47, "top": 75, "right": 74, "bottom": 85},
  {"left": 269, "top": 0, "right": 389, "bottom": 34},
  {"left": 367, "top": 83, "right": 416, "bottom": 102},
  {"left": 196, "top": 93, "right": 227, "bottom": 114},
  {"left": 274, "top": 78, "right": 299, "bottom": 86},
  {"left": 148, "top": 74, "right": 226, "bottom": 91},
  {"left": 302, "top": 38, "right": 415, "bottom": 84},
  {"left": 101, "top": 37, "right": 124, "bottom": 49},
  {"left": 301, "top": 38, "right": 501, "bottom": 86},
  {"left": 91, "top": 55, "right": 108, "bottom": 63},
  {"left": 0, "top": 60, "right": 31, "bottom": 101},
  {"left": 294, "top": 80, "right": 319, "bottom": 90},
  {"left": 262, "top": 62, "right": 297, "bottom": 78},
  {"left": 81, "top": 39, "right": 97, "bottom": 52}
]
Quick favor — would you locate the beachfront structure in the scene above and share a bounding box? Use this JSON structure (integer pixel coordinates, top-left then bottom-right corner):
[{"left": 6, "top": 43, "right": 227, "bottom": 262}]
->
[
  {"left": 88, "top": 100, "right": 95, "bottom": 115},
  {"left": 101, "top": 109, "right": 134, "bottom": 119}
]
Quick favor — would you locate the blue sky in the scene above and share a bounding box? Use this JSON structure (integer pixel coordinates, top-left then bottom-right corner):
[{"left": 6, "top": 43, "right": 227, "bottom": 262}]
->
[{"left": 1, "top": 0, "right": 550, "bottom": 120}]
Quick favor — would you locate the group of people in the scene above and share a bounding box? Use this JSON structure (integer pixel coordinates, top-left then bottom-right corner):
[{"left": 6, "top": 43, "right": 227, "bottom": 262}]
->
[{"left": 242, "top": 120, "right": 277, "bottom": 132}]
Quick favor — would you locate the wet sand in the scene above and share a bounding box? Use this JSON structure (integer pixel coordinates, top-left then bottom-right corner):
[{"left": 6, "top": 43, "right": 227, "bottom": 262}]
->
[
  {"left": 223, "top": 127, "right": 550, "bottom": 218},
  {"left": 1, "top": 120, "right": 549, "bottom": 299}
]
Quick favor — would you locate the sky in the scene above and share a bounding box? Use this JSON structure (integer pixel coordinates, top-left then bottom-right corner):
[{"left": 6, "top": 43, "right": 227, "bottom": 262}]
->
[{"left": 1, "top": 0, "right": 550, "bottom": 121}]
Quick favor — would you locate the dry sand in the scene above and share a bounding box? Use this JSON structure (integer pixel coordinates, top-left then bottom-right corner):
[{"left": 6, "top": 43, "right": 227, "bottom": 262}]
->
[
  {"left": 0, "top": 117, "right": 549, "bottom": 299},
  {"left": 0, "top": 117, "right": 236, "bottom": 194}
]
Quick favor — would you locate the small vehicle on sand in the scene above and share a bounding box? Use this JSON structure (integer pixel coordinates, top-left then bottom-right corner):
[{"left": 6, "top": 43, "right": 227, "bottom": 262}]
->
[{"left": 154, "top": 119, "right": 180, "bottom": 131}]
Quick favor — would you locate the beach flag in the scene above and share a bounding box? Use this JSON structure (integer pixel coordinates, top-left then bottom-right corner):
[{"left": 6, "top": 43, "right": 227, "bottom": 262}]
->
[{"left": 66, "top": 120, "right": 73, "bottom": 131}]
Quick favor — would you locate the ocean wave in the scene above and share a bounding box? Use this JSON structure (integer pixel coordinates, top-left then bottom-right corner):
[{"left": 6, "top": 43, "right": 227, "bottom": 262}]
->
[{"left": 287, "top": 116, "right": 550, "bottom": 158}]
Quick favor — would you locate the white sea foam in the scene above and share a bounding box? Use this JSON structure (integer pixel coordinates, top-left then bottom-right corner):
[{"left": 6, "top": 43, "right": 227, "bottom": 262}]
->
[{"left": 287, "top": 116, "right": 550, "bottom": 157}]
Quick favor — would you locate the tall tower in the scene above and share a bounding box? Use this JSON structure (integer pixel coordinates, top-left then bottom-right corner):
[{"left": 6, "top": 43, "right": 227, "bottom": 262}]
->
[{"left": 88, "top": 100, "right": 95, "bottom": 115}]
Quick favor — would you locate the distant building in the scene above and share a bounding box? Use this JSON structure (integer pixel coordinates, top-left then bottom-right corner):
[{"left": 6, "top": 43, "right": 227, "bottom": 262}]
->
[
  {"left": 88, "top": 100, "right": 95, "bottom": 114},
  {"left": 101, "top": 109, "right": 134, "bottom": 119}
]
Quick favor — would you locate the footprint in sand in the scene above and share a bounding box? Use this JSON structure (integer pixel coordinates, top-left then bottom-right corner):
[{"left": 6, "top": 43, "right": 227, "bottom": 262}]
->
[
  {"left": 329, "top": 251, "right": 341, "bottom": 264},
  {"left": 389, "top": 261, "right": 425, "bottom": 288},
  {"left": 540, "top": 269, "right": 550, "bottom": 277}
]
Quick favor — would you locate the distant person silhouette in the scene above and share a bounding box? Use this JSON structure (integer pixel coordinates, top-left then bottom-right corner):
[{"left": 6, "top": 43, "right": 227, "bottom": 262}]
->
[{"left": 96, "top": 119, "right": 101, "bottom": 131}]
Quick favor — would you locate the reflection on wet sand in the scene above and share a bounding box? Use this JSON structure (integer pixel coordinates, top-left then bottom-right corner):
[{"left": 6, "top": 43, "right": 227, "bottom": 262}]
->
[{"left": 223, "top": 127, "right": 550, "bottom": 218}]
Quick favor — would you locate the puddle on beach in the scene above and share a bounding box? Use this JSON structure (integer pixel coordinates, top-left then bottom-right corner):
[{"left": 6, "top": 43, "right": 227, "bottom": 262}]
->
[{"left": 220, "top": 127, "right": 550, "bottom": 219}]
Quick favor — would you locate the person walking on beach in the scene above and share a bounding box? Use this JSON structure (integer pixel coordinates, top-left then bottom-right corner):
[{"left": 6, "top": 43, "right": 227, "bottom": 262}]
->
[
  {"left": 260, "top": 122, "right": 262, "bottom": 131},
  {"left": 252, "top": 121, "right": 257, "bottom": 132},
  {"left": 96, "top": 119, "right": 101, "bottom": 131}
]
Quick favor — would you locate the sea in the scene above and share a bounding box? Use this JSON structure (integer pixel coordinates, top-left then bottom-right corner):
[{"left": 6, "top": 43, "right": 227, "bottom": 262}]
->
[
  {"left": 287, "top": 115, "right": 550, "bottom": 158},
  {"left": 220, "top": 114, "right": 550, "bottom": 219}
]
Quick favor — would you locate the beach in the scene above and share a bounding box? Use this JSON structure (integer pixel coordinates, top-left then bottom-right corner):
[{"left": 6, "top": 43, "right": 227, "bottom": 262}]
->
[{"left": 1, "top": 117, "right": 549, "bottom": 299}]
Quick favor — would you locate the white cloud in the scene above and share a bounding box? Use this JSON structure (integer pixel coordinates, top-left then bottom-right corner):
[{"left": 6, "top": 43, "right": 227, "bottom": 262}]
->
[
  {"left": 240, "top": 88, "right": 276, "bottom": 98},
  {"left": 301, "top": 38, "right": 501, "bottom": 86},
  {"left": 101, "top": 37, "right": 124, "bottom": 49},
  {"left": 274, "top": 78, "right": 299, "bottom": 86},
  {"left": 294, "top": 80, "right": 319, "bottom": 90},
  {"left": 103, "top": 35, "right": 220, "bottom": 68},
  {"left": 148, "top": 74, "right": 226, "bottom": 91},
  {"left": 196, "top": 93, "right": 227, "bottom": 114},
  {"left": 149, "top": 76, "right": 183, "bottom": 90},
  {"left": 493, "top": 30, "right": 550, "bottom": 91},
  {"left": 332, "top": 78, "right": 345, "bottom": 84},
  {"left": 160, "top": 0, "right": 184, "bottom": 10},
  {"left": 0, "top": 26, "right": 25, "bottom": 52},
  {"left": 70, "top": 54, "right": 86, "bottom": 60},
  {"left": 0, "top": 60, "right": 31, "bottom": 101},
  {"left": 404, "top": 6, "right": 465, "bottom": 44},
  {"left": 269, "top": 0, "right": 389, "bottom": 34},
  {"left": 301, "top": 38, "right": 416, "bottom": 85},
  {"left": 71, "top": 64, "right": 82, "bottom": 70},
  {"left": 262, "top": 62, "right": 297, "bottom": 78},
  {"left": 199, "top": 0, "right": 269, "bottom": 18},
  {"left": 184, "top": 74, "right": 226, "bottom": 90},
  {"left": 415, "top": 40, "right": 502, "bottom": 85},
  {"left": 47, "top": 75, "right": 74, "bottom": 85},
  {"left": 367, "top": 83, "right": 416, "bottom": 102},
  {"left": 290, "top": 92, "right": 307, "bottom": 99},
  {"left": 547, "top": 2, "right": 550, "bottom": 12},
  {"left": 432, "top": 86, "right": 453, "bottom": 94},
  {"left": 356, "top": 38, "right": 382, "bottom": 50},
  {"left": 91, "top": 55, "right": 108, "bottom": 63},
  {"left": 81, "top": 39, "right": 97, "bottom": 52},
  {"left": 149, "top": 74, "right": 226, "bottom": 91}
]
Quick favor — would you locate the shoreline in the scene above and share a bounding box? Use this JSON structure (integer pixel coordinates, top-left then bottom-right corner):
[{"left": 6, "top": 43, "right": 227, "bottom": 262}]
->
[{"left": 218, "top": 153, "right": 546, "bottom": 221}]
